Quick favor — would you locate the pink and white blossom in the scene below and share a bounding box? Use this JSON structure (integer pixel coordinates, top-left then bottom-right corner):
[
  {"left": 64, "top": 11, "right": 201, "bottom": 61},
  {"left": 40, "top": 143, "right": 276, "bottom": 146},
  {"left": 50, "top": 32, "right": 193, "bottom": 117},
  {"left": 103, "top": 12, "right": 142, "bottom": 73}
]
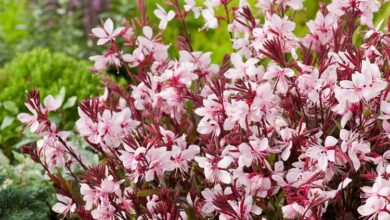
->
[
  {"left": 52, "top": 194, "right": 76, "bottom": 217},
  {"left": 91, "top": 18, "right": 124, "bottom": 45},
  {"left": 154, "top": 4, "right": 175, "bottom": 30}
]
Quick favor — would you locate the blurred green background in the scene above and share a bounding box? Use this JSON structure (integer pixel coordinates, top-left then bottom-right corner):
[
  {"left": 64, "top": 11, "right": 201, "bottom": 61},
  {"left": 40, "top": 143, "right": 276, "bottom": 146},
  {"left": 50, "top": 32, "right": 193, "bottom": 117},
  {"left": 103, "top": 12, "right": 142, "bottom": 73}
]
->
[{"left": 0, "top": 0, "right": 389, "bottom": 219}]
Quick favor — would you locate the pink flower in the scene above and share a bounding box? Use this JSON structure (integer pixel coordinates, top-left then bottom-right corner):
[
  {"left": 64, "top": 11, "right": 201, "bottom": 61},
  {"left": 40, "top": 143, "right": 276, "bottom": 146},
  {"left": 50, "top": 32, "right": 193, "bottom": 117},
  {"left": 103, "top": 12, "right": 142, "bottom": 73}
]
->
[
  {"left": 220, "top": 195, "right": 262, "bottom": 220},
  {"left": 264, "top": 63, "right": 295, "bottom": 94},
  {"left": 282, "top": 203, "right": 305, "bottom": 219},
  {"left": 195, "top": 94, "right": 226, "bottom": 135},
  {"left": 197, "top": 118, "right": 221, "bottom": 136},
  {"left": 43, "top": 95, "right": 62, "bottom": 112},
  {"left": 276, "top": 0, "right": 304, "bottom": 10},
  {"left": 306, "top": 136, "right": 338, "bottom": 171},
  {"left": 131, "top": 81, "right": 157, "bottom": 111},
  {"left": 98, "top": 175, "right": 122, "bottom": 195},
  {"left": 358, "top": 197, "right": 389, "bottom": 220},
  {"left": 201, "top": 8, "right": 218, "bottom": 30},
  {"left": 179, "top": 50, "right": 219, "bottom": 77},
  {"left": 238, "top": 138, "right": 269, "bottom": 168},
  {"left": 160, "top": 62, "right": 197, "bottom": 87},
  {"left": 115, "top": 107, "right": 140, "bottom": 133},
  {"left": 380, "top": 101, "right": 390, "bottom": 120},
  {"left": 370, "top": 150, "right": 390, "bottom": 174},
  {"left": 76, "top": 108, "right": 100, "bottom": 144},
  {"left": 17, "top": 95, "right": 61, "bottom": 132},
  {"left": 80, "top": 184, "right": 99, "bottom": 210},
  {"left": 255, "top": 0, "right": 273, "bottom": 11},
  {"left": 195, "top": 94, "right": 224, "bottom": 119},
  {"left": 89, "top": 52, "right": 121, "bottom": 72},
  {"left": 225, "top": 53, "right": 259, "bottom": 80},
  {"left": 171, "top": 144, "right": 200, "bottom": 173},
  {"left": 201, "top": 184, "right": 231, "bottom": 214},
  {"left": 52, "top": 194, "right": 76, "bottom": 216},
  {"left": 303, "top": 11, "right": 338, "bottom": 50},
  {"left": 91, "top": 18, "right": 124, "bottom": 45},
  {"left": 154, "top": 4, "right": 175, "bottom": 30},
  {"left": 116, "top": 187, "right": 135, "bottom": 214},
  {"left": 336, "top": 60, "right": 387, "bottom": 104},
  {"left": 264, "top": 14, "right": 298, "bottom": 52},
  {"left": 98, "top": 110, "right": 122, "bottom": 148},
  {"left": 91, "top": 203, "right": 116, "bottom": 220},
  {"left": 340, "top": 129, "right": 371, "bottom": 171},
  {"left": 250, "top": 82, "right": 280, "bottom": 122},
  {"left": 146, "top": 195, "right": 160, "bottom": 216},
  {"left": 233, "top": 171, "right": 271, "bottom": 198},
  {"left": 265, "top": 14, "right": 295, "bottom": 35},
  {"left": 275, "top": 127, "right": 294, "bottom": 161},
  {"left": 136, "top": 26, "right": 156, "bottom": 51},
  {"left": 358, "top": 176, "right": 390, "bottom": 220},
  {"left": 119, "top": 143, "right": 138, "bottom": 170},
  {"left": 17, "top": 111, "right": 39, "bottom": 132},
  {"left": 359, "top": 0, "right": 380, "bottom": 27},
  {"left": 195, "top": 154, "right": 233, "bottom": 184},
  {"left": 184, "top": 0, "right": 201, "bottom": 18},
  {"left": 145, "top": 147, "right": 175, "bottom": 182},
  {"left": 327, "top": 0, "right": 348, "bottom": 17},
  {"left": 224, "top": 100, "right": 250, "bottom": 130}
]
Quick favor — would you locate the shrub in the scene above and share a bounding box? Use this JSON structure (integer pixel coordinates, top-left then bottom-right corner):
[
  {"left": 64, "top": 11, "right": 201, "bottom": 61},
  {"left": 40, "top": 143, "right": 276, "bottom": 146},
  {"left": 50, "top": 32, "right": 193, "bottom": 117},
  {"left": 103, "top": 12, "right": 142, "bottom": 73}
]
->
[
  {"left": 0, "top": 0, "right": 30, "bottom": 65},
  {"left": 0, "top": 48, "right": 101, "bottom": 159},
  {"left": 18, "top": 0, "right": 390, "bottom": 220}
]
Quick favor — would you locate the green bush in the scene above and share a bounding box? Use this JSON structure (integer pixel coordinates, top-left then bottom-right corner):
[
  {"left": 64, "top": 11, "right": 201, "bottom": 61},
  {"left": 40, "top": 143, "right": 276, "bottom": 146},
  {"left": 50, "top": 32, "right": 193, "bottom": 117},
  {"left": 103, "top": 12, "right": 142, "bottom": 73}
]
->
[
  {"left": 0, "top": 48, "right": 101, "bottom": 159},
  {"left": 0, "top": 0, "right": 31, "bottom": 65}
]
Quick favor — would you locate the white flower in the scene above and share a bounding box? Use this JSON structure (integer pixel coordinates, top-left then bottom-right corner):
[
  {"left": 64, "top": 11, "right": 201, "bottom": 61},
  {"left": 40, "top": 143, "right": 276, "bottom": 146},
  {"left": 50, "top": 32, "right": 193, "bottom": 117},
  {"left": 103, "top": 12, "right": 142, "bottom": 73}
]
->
[
  {"left": 195, "top": 154, "right": 233, "bottom": 184},
  {"left": 91, "top": 18, "right": 124, "bottom": 45},
  {"left": 184, "top": 0, "right": 201, "bottom": 18},
  {"left": 154, "top": 4, "right": 175, "bottom": 30},
  {"left": 306, "top": 136, "right": 338, "bottom": 171},
  {"left": 52, "top": 194, "right": 76, "bottom": 216},
  {"left": 201, "top": 8, "right": 218, "bottom": 30}
]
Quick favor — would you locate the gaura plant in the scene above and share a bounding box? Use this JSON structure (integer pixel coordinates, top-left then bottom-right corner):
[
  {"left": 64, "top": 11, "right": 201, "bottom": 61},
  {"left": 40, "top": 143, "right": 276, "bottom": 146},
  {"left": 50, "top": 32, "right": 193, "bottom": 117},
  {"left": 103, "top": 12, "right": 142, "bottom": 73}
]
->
[{"left": 18, "top": 0, "right": 390, "bottom": 219}]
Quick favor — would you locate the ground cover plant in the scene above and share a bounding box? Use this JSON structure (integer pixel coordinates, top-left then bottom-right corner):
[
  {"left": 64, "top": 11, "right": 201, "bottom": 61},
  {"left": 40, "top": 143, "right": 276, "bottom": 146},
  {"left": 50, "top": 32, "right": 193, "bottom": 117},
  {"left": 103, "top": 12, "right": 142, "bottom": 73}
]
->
[{"left": 18, "top": 0, "right": 390, "bottom": 219}]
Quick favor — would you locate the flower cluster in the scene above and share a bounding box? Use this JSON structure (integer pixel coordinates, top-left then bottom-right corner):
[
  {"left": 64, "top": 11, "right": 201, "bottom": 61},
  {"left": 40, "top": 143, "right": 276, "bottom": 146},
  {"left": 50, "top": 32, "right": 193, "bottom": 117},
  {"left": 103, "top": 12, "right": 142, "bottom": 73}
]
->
[{"left": 19, "top": 0, "right": 390, "bottom": 219}]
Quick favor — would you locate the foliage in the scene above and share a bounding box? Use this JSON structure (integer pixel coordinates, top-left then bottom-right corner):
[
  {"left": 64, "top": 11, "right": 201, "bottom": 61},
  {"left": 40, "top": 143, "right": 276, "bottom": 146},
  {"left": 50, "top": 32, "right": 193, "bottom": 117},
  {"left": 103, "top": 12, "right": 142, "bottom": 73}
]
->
[
  {"left": 26, "top": 0, "right": 87, "bottom": 58},
  {"left": 0, "top": 0, "right": 109, "bottom": 64},
  {"left": 0, "top": 0, "right": 30, "bottom": 64},
  {"left": 0, "top": 186, "right": 53, "bottom": 220},
  {"left": 0, "top": 48, "right": 101, "bottom": 159}
]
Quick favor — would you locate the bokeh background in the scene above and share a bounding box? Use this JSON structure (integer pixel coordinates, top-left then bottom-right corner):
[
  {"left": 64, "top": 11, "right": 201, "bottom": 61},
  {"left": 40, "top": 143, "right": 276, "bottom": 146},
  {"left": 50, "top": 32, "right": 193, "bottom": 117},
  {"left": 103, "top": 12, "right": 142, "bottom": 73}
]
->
[{"left": 0, "top": 0, "right": 389, "bottom": 219}]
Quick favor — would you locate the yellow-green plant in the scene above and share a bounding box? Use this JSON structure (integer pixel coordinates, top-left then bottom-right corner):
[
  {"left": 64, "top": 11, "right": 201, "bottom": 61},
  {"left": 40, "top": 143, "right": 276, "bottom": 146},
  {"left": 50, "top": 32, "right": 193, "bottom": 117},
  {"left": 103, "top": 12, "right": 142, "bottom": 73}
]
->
[{"left": 0, "top": 48, "right": 101, "bottom": 159}]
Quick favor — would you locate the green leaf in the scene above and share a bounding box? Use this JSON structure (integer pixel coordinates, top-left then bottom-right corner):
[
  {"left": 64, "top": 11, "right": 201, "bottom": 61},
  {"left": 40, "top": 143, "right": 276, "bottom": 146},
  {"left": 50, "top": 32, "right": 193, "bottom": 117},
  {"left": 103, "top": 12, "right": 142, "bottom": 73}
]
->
[
  {"left": 185, "top": 100, "right": 194, "bottom": 111},
  {"left": 1, "top": 116, "right": 14, "bottom": 129},
  {"left": 14, "top": 137, "right": 36, "bottom": 149},
  {"left": 12, "top": 151, "right": 26, "bottom": 163},
  {"left": 186, "top": 206, "right": 196, "bottom": 220},
  {"left": 333, "top": 119, "right": 342, "bottom": 131},
  {"left": 63, "top": 96, "right": 77, "bottom": 109},
  {"left": 2, "top": 101, "right": 18, "bottom": 114},
  {"left": 0, "top": 149, "right": 9, "bottom": 166},
  {"left": 374, "top": 2, "right": 390, "bottom": 29},
  {"left": 136, "top": 188, "right": 161, "bottom": 197}
]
